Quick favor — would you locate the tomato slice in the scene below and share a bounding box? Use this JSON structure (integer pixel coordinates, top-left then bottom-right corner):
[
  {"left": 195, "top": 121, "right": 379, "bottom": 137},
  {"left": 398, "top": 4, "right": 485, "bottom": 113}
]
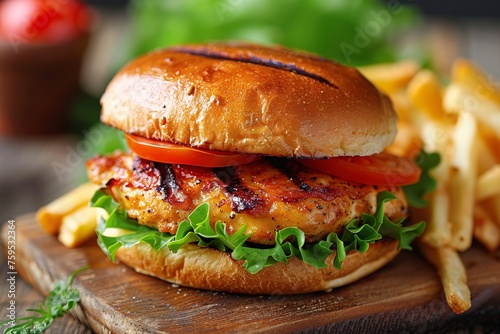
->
[
  {"left": 296, "top": 152, "right": 421, "bottom": 186},
  {"left": 125, "top": 134, "right": 261, "bottom": 167}
]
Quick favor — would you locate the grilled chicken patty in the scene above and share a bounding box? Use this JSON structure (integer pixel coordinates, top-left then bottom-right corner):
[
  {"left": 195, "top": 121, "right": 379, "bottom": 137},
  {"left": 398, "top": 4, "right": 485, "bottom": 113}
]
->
[{"left": 86, "top": 152, "right": 408, "bottom": 245}]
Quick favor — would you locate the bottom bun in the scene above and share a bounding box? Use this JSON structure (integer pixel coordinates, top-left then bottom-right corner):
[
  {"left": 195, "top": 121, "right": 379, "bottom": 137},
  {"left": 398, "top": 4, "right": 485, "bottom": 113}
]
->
[{"left": 115, "top": 239, "right": 400, "bottom": 295}]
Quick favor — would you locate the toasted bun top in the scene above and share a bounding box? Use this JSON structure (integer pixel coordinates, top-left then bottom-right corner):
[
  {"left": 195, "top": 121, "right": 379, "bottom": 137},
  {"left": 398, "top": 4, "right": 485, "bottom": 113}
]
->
[{"left": 101, "top": 42, "right": 397, "bottom": 157}]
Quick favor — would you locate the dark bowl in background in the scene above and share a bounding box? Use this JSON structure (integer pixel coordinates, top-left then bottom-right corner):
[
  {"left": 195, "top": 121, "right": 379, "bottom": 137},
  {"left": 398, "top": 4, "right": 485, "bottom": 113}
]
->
[{"left": 0, "top": 32, "right": 89, "bottom": 136}]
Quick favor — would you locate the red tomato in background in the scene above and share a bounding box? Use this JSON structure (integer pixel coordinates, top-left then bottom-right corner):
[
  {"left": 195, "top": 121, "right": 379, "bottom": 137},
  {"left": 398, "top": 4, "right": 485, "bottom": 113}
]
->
[{"left": 0, "top": 0, "right": 91, "bottom": 43}]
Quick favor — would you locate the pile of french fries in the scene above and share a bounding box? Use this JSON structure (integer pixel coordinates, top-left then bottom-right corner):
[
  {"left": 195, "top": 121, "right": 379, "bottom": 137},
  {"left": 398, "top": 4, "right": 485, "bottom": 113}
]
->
[
  {"left": 36, "top": 58, "right": 499, "bottom": 315},
  {"left": 360, "top": 59, "right": 500, "bottom": 314}
]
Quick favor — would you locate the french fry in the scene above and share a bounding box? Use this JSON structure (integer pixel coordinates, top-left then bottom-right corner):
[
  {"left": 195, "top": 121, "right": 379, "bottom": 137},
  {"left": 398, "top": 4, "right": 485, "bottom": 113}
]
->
[
  {"left": 473, "top": 206, "right": 500, "bottom": 252},
  {"left": 451, "top": 59, "right": 500, "bottom": 106},
  {"left": 483, "top": 195, "right": 500, "bottom": 229},
  {"left": 417, "top": 241, "right": 471, "bottom": 314},
  {"left": 456, "top": 86, "right": 499, "bottom": 138},
  {"left": 478, "top": 124, "right": 500, "bottom": 163},
  {"left": 444, "top": 60, "right": 500, "bottom": 142},
  {"left": 476, "top": 131, "right": 499, "bottom": 175},
  {"left": 407, "top": 69, "right": 453, "bottom": 123},
  {"left": 476, "top": 165, "right": 500, "bottom": 201},
  {"left": 389, "top": 89, "right": 415, "bottom": 124},
  {"left": 419, "top": 121, "right": 453, "bottom": 247},
  {"left": 36, "top": 182, "right": 98, "bottom": 235},
  {"left": 448, "top": 112, "right": 478, "bottom": 251},
  {"left": 358, "top": 60, "right": 420, "bottom": 94},
  {"left": 443, "top": 83, "right": 500, "bottom": 140},
  {"left": 58, "top": 207, "right": 101, "bottom": 248},
  {"left": 442, "top": 82, "right": 462, "bottom": 113},
  {"left": 422, "top": 191, "right": 451, "bottom": 248}
]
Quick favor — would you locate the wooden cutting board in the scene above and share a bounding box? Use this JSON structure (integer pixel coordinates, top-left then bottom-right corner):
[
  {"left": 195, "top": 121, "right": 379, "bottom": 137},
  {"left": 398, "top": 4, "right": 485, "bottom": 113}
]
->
[{"left": 2, "top": 213, "right": 500, "bottom": 333}]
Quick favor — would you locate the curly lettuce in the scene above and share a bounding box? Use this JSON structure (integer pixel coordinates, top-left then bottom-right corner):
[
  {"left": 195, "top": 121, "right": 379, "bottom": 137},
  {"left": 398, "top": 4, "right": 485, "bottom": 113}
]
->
[
  {"left": 91, "top": 190, "right": 425, "bottom": 274},
  {"left": 403, "top": 150, "right": 441, "bottom": 208}
]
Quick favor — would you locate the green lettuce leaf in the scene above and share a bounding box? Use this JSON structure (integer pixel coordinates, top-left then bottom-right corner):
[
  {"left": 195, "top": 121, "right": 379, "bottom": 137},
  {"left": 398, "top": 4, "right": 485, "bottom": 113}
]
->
[
  {"left": 91, "top": 190, "right": 425, "bottom": 273},
  {"left": 403, "top": 150, "right": 441, "bottom": 208}
]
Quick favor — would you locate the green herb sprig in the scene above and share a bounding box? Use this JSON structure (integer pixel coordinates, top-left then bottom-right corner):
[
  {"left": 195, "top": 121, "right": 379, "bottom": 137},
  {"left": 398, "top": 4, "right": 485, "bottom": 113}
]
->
[
  {"left": 0, "top": 266, "right": 88, "bottom": 334},
  {"left": 91, "top": 190, "right": 425, "bottom": 274}
]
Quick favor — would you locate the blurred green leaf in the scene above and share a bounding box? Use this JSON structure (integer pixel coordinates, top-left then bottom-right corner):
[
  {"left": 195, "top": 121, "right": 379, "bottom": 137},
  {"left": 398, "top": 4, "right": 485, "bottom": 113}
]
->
[{"left": 126, "top": 0, "right": 421, "bottom": 66}]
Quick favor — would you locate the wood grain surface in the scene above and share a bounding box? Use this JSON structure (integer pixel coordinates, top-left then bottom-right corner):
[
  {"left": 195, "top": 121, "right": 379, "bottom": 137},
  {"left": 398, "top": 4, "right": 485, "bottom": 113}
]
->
[{"left": 1, "top": 214, "right": 500, "bottom": 333}]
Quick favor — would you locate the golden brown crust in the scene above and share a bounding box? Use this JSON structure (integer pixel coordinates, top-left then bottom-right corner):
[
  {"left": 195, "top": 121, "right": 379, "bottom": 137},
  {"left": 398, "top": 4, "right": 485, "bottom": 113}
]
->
[
  {"left": 115, "top": 239, "right": 399, "bottom": 294},
  {"left": 100, "top": 42, "right": 397, "bottom": 157}
]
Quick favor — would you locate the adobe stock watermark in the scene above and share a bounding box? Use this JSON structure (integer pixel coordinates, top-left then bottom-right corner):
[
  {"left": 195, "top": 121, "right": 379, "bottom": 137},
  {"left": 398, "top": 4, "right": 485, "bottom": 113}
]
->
[
  {"left": 339, "top": 0, "right": 408, "bottom": 64},
  {"left": 51, "top": 125, "right": 117, "bottom": 183},
  {"left": 4, "top": 0, "right": 74, "bottom": 53},
  {"left": 4, "top": 220, "right": 17, "bottom": 328}
]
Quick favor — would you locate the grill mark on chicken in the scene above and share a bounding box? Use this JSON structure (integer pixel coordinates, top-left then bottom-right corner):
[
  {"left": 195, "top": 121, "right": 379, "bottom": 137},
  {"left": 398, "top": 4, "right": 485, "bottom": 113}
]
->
[
  {"left": 172, "top": 47, "right": 338, "bottom": 89},
  {"left": 86, "top": 152, "right": 409, "bottom": 245},
  {"left": 128, "top": 156, "right": 191, "bottom": 208},
  {"left": 154, "top": 162, "right": 189, "bottom": 205},
  {"left": 214, "top": 166, "right": 264, "bottom": 213}
]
